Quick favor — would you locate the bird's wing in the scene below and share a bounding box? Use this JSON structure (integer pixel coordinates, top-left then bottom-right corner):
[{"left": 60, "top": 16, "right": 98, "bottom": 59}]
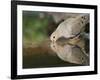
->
[
  {"left": 56, "top": 18, "right": 75, "bottom": 38},
  {"left": 72, "top": 23, "right": 81, "bottom": 35}
]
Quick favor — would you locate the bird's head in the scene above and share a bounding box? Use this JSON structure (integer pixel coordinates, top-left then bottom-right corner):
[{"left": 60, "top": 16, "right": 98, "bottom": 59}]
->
[
  {"left": 50, "top": 31, "right": 59, "bottom": 42},
  {"left": 81, "top": 14, "right": 89, "bottom": 25}
]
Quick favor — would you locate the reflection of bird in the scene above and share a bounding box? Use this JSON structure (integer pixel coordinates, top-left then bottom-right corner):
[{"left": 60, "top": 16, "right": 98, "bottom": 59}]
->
[
  {"left": 50, "top": 14, "right": 89, "bottom": 42},
  {"left": 50, "top": 42, "right": 89, "bottom": 65}
]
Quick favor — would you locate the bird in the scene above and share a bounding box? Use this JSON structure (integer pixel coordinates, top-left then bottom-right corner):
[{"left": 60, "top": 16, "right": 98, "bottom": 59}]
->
[
  {"left": 48, "top": 13, "right": 80, "bottom": 23},
  {"left": 50, "top": 42, "right": 89, "bottom": 65},
  {"left": 50, "top": 14, "right": 89, "bottom": 42}
]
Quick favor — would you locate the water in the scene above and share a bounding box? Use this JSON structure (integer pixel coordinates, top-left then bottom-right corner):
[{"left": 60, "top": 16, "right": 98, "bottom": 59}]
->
[{"left": 23, "top": 38, "right": 89, "bottom": 69}]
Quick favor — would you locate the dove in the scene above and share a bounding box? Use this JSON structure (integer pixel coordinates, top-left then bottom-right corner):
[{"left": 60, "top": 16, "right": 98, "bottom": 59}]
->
[
  {"left": 50, "top": 14, "right": 89, "bottom": 42},
  {"left": 50, "top": 42, "right": 89, "bottom": 65},
  {"left": 48, "top": 13, "right": 80, "bottom": 23}
]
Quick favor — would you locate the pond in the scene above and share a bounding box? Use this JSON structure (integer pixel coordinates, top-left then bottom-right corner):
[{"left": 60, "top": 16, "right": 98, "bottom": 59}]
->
[{"left": 23, "top": 38, "right": 89, "bottom": 69}]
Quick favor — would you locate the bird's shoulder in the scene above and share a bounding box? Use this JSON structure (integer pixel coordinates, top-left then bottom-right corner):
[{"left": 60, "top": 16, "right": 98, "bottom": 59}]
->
[{"left": 57, "top": 18, "right": 75, "bottom": 28}]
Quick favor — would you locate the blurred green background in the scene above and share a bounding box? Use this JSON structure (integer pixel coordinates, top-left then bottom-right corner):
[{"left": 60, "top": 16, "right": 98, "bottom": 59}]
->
[{"left": 23, "top": 11, "right": 56, "bottom": 45}]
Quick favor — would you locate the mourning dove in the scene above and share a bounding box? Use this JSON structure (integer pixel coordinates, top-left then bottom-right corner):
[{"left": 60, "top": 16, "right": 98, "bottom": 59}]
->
[
  {"left": 48, "top": 13, "right": 80, "bottom": 23},
  {"left": 50, "top": 14, "right": 89, "bottom": 42}
]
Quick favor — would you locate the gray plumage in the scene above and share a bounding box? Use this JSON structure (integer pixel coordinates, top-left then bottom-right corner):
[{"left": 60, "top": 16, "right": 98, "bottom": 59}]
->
[
  {"left": 50, "top": 14, "right": 89, "bottom": 42},
  {"left": 50, "top": 42, "right": 89, "bottom": 65}
]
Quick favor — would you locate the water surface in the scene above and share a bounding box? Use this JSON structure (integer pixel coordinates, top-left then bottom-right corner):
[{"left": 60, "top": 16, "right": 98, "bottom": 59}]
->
[{"left": 23, "top": 39, "right": 89, "bottom": 69}]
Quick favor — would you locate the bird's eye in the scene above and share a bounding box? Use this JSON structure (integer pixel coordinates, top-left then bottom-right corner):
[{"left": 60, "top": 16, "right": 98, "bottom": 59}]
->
[
  {"left": 81, "top": 20, "right": 84, "bottom": 24},
  {"left": 82, "top": 16, "right": 84, "bottom": 19},
  {"left": 53, "top": 36, "right": 55, "bottom": 38},
  {"left": 82, "top": 16, "right": 86, "bottom": 19}
]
